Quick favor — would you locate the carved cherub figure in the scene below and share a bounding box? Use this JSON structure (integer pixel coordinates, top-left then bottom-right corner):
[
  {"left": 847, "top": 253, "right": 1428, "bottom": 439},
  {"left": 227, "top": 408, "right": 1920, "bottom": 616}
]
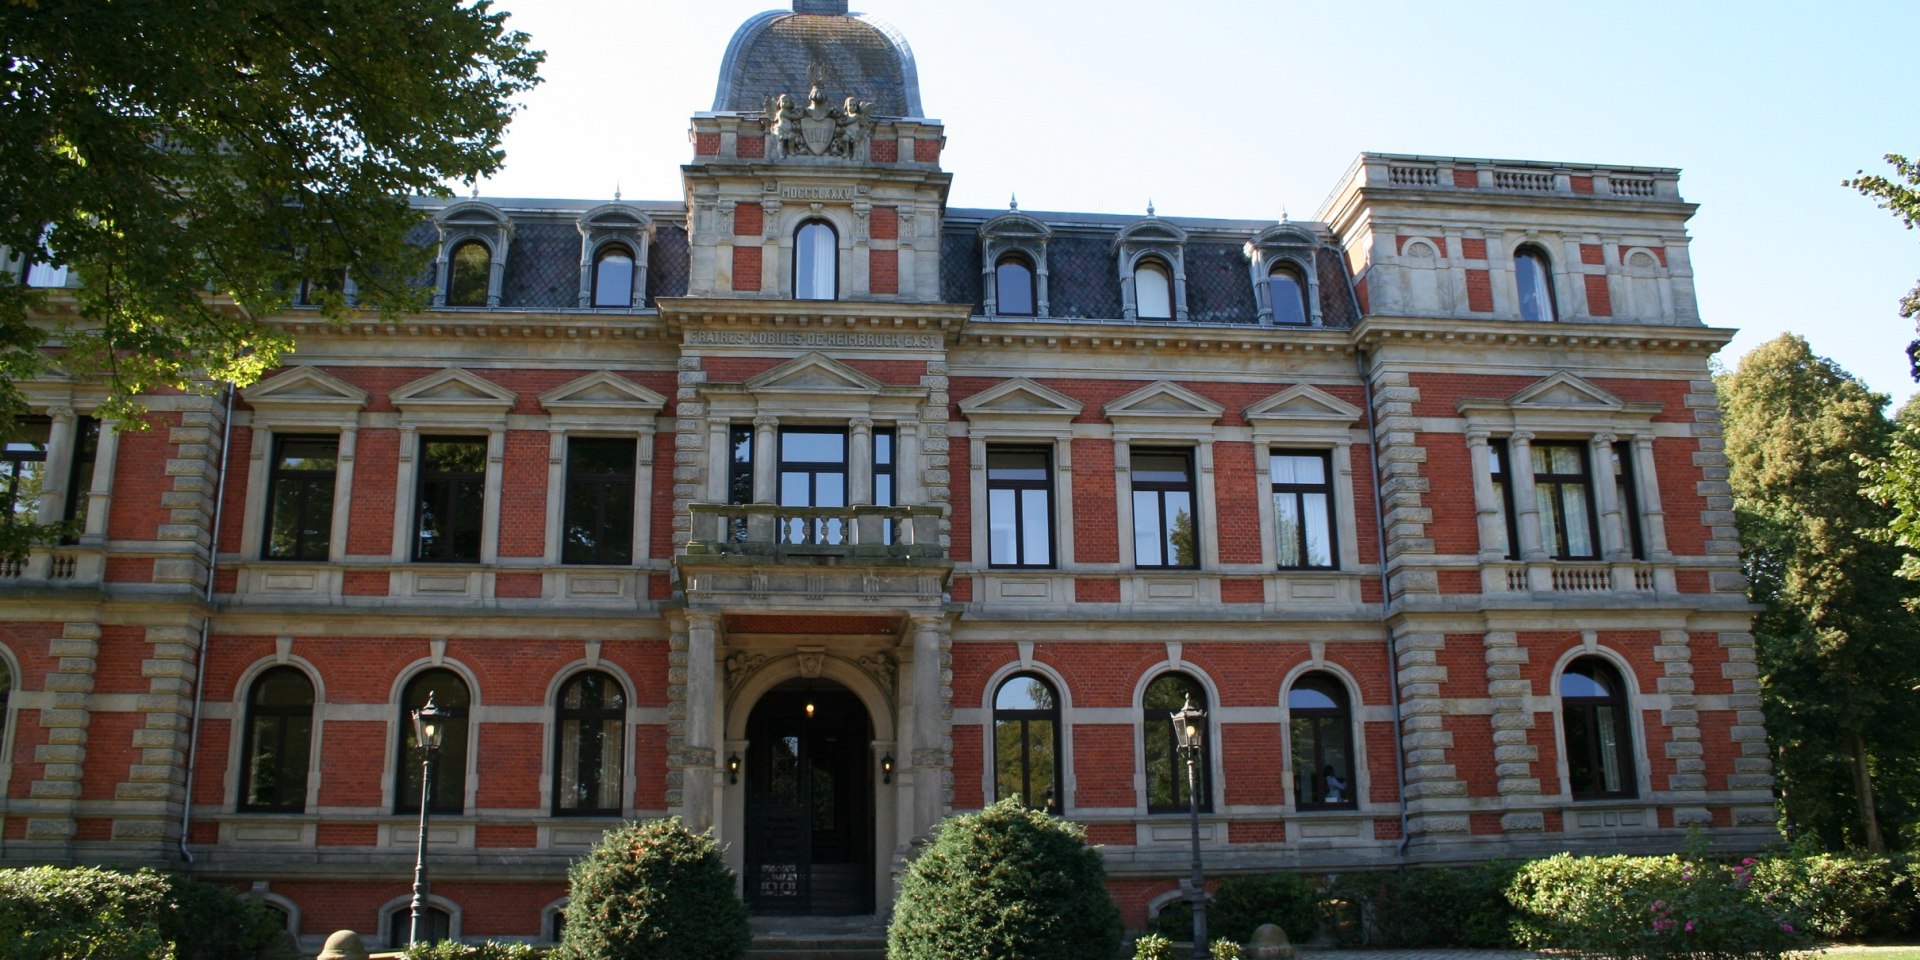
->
[
  {"left": 765, "top": 92, "right": 804, "bottom": 157},
  {"left": 830, "top": 96, "right": 876, "bottom": 156}
]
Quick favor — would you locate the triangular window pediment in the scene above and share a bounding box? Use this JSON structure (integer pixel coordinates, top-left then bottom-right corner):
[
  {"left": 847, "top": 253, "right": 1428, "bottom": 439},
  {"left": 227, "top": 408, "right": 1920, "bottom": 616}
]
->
[
  {"left": 1244, "top": 385, "right": 1361, "bottom": 424},
  {"left": 744, "top": 353, "right": 884, "bottom": 394},
  {"left": 390, "top": 368, "right": 517, "bottom": 413},
  {"left": 1104, "top": 380, "right": 1225, "bottom": 421},
  {"left": 958, "top": 378, "right": 1083, "bottom": 418},
  {"left": 1507, "top": 372, "right": 1624, "bottom": 411},
  {"left": 540, "top": 371, "right": 667, "bottom": 418},
  {"left": 244, "top": 366, "right": 371, "bottom": 410}
]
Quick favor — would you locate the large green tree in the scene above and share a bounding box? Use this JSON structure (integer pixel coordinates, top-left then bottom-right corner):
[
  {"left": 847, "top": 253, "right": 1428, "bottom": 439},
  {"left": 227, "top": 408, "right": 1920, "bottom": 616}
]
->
[
  {"left": 1845, "top": 154, "right": 1920, "bottom": 381},
  {"left": 1720, "top": 334, "right": 1920, "bottom": 852},
  {"left": 0, "top": 0, "right": 544, "bottom": 424}
]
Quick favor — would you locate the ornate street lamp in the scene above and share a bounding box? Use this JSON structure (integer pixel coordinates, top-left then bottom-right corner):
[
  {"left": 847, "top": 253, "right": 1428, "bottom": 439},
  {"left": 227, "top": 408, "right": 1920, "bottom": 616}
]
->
[
  {"left": 409, "top": 693, "right": 448, "bottom": 946},
  {"left": 1169, "top": 694, "right": 1208, "bottom": 960}
]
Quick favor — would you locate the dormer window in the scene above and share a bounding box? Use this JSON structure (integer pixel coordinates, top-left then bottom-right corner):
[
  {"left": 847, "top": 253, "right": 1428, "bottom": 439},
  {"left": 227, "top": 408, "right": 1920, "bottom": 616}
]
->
[
  {"left": 794, "top": 221, "right": 838, "bottom": 300},
  {"left": 445, "top": 241, "right": 491, "bottom": 307},
  {"left": 1268, "top": 263, "right": 1309, "bottom": 326},
  {"left": 994, "top": 254, "right": 1036, "bottom": 316},
  {"left": 1133, "top": 259, "right": 1174, "bottom": 320},
  {"left": 592, "top": 244, "right": 636, "bottom": 308},
  {"left": 1515, "top": 245, "right": 1557, "bottom": 322}
]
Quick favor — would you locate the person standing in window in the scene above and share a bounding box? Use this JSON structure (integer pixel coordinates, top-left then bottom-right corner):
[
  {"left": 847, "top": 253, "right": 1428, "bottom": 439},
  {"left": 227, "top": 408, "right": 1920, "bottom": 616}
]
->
[{"left": 1322, "top": 765, "right": 1346, "bottom": 803}]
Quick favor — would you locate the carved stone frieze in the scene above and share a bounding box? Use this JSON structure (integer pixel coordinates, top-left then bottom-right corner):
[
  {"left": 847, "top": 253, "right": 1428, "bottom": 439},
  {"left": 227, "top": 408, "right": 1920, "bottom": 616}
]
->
[
  {"left": 796, "top": 646, "right": 827, "bottom": 678},
  {"left": 857, "top": 652, "right": 897, "bottom": 690},
  {"left": 765, "top": 82, "right": 877, "bottom": 159},
  {"left": 725, "top": 651, "right": 768, "bottom": 692}
]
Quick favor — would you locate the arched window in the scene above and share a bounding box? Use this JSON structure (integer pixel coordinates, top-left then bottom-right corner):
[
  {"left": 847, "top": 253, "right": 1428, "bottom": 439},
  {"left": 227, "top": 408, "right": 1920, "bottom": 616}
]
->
[
  {"left": 445, "top": 241, "right": 491, "bottom": 307},
  {"left": 239, "top": 667, "right": 315, "bottom": 812},
  {"left": 994, "top": 254, "right": 1036, "bottom": 316},
  {"left": 591, "top": 244, "right": 635, "bottom": 308},
  {"left": 1268, "top": 263, "right": 1310, "bottom": 326},
  {"left": 1287, "top": 673, "right": 1355, "bottom": 809},
  {"left": 993, "top": 673, "right": 1061, "bottom": 812},
  {"left": 1143, "top": 672, "right": 1209, "bottom": 813},
  {"left": 0, "top": 657, "right": 12, "bottom": 758},
  {"left": 555, "top": 670, "right": 626, "bottom": 816},
  {"left": 389, "top": 905, "right": 452, "bottom": 948},
  {"left": 396, "top": 669, "right": 470, "bottom": 814},
  {"left": 794, "top": 221, "right": 838, "bottom": 300},
  {"left": 1562, "top": 658, "right": 1635, "bottom": 800},
  {"left": 1134, "top": 258, "right": 1173, "bottom": 320},
  {"left": 1514, "top": 246, "right": 1557, "bottom": 322}
]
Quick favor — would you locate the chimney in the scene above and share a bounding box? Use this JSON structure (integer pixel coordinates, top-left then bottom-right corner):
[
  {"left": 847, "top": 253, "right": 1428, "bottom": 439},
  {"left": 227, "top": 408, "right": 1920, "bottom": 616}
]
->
[{"left": 793, "top": 0, "right": 849, "bottom": 14}]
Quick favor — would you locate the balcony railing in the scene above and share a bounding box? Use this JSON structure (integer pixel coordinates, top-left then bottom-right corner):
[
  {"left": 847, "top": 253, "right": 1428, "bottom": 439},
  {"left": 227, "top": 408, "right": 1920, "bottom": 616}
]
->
[
  {"left": 685, "top": 503, "right": 946, "bottom": 562},
  {"left": 1487, "top": 560, "right": 1669, "bottom": 595}
]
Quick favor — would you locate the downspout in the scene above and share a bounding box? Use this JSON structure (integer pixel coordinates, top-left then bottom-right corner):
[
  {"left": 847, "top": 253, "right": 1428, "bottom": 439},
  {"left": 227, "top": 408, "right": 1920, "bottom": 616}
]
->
[
  {"left": 179, "top": 382, "right": 236, "bottom": 867},
  {"left": 1356, "top": 346, "right": 1412, "bottom": 858}
]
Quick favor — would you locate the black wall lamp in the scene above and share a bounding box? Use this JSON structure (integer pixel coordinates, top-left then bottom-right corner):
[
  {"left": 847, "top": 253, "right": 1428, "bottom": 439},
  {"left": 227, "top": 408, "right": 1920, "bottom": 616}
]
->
[
  {"left": 727, "top": 752, "right": 741, "bottom": 785},
  {"left": 881, "top": 753, "right": 894, "bottom": 785}
]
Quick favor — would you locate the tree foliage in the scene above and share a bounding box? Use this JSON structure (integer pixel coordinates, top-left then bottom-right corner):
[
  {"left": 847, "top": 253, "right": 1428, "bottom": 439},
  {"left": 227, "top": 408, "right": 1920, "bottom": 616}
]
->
[
  {"left": 0, "top": 0, "right": 544, "bottom": 423},
  {"left": 1720, "top": 334, "right": 1920, "bottom": 852},
  {"left": 1845, "top": 154, "right": 1920, "bottom": 380}
]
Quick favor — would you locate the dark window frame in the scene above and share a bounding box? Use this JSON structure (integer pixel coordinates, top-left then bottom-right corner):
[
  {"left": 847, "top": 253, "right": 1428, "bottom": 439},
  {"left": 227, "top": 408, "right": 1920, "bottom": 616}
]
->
[
  {"left": 792, "top": 220, "right": 839, "bottom": 301},
  {"left": 412, "top": 435, "right": 486, "bottom": 563},
  {"left": 561, "top": 436, "right": 637, "bottom": 566},
  {"left": 1514, "top": 244, "right": 1558, "bottom": 322},
  {"left": 994, "top": 253, "right": 1037, "bottom": 317},
  {"left": 1533, "top": 440, "right": 1601, "bottom": 561},
  {"left": 986, "top": 446, "right": 1056, "bottom": 569},
  {"left": 389, "top": 906, "right": 452, "bottom": 949},
  {"left": 591, "top": 242, "right": 636, "bottom": 308},
  {"left": 1, "top": 415, "right": 50, "bottom": 525},
  {"left": 1270, "top": 448, "right": 1337, "bottom": 570},
  {"left": 262, "top": 434, "right": 338, "bottom": 562},
  {"left": 1613, "top": 440, "right": 1646, "bottom": 561},
  {"left": 1267, "top": 261, "right": 1310, "bottom": 326},
  {"left": 59, "top": 416, "right": 99, "bottom": 541},
  {"left": 395, "top": 668, "right": 470, "bottom": 815},
  {"left": 1287, "top": 673, "right": 1357, "bottom": 811},
  {"left": 727, "top": 424, "right": 754, "bottom": 543},
  {"left": 553, "top": 670, "right": 627, "bottom": 817},
  {"left": 1130, "top": 446, "right": 1199, "bottom": 570},
  {"left": 1143, "top": 672, "right": 1211, "bottom": 814},
  {"left": 237, "top": 666, "right": 315, "bottom": 813},
  {"left": 1489, "top": 439, "right": 1520, "bottom": 560},
  {"left": 993, "top": 672, "right": 1063, "bottom": 813},
  {"left": 1562, "top": 657, "right": 1638, "bottom": 801},
  {"left": 445, "top": 240, "right": 491, "bottom": 307},
  {"left": 1133, "top": 256, "right": 1175, "bottom": 320}
]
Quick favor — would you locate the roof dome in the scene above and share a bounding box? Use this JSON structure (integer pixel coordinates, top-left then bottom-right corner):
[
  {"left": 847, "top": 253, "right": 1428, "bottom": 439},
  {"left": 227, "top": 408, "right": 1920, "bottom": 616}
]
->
[{"left": 712, "top": 2, "right": 923, "bottom": 118}]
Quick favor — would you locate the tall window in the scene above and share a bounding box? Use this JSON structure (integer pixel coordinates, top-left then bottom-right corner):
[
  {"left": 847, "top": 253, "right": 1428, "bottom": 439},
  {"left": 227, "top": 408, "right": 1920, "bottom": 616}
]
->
[
  {"left": 24, "top": 226, "right": 67, "bottom": 288},
  {"left": 995, "top": 254, "right": 1036, "bottom": 316},
  {"left": 1288, "top": 674, "right": 1355, "bottom": 809},
  {"left": 1271, "top": 450, "right": 1334, "bottom": 569},
  {"left": 562, "top": 438, "right": 636, "bottom": 565},
  {"left": 1489, "top": 439, "right": 1518, "bottom": 560},
  {"left": 1532, "top": 442, "right": 1598, "bottom": 560},
  {"left": 987, "top": 447, "right": 1053, "bottom": 567},
  {"left": 397, "top": 669, "right": 470, "bottom": 814},
  {"left": 1562, "top": 658, "right": 1636, "bottom": 800},
  {"left": 1134, "top": 259, "right": 1173, "bottom": 320},
  {"left": 778, "top": 428, "right": 847, "bottom": 545},
  {"left": 263, "top": 435, "right": 337, "bottom": 561},
  {"left": 1131, "top": 448, "right": 1197, "bottom": 569},
  {"left": 1, "top": 417, "right": 49, "bottom": 524},
  {"left": 414, "top": 437, "right": 485, "bottom": 562},
  {"left": 59, "top": 417, "right": 99, "bottom": 541},
  {"left": 1268, "top": 263, "right": 1309, "bottom": 326},
  {"left": 446, "top": 240, "right": 491, "bottom": 307},
  {"left": 874, "top": 427, "right": 897, "bottom": 544},
  {"left": 794, "top": 221, "right": 838, "bottom": 301},
  {"left": 727, "top": 424, "right": 753, "bottom": 542},
  {"left": 390, "top": 907, "right": 451, "bottom": 948},
  {"left": 592, "top": 244, "right": 635, "bottom": 308},
  {"left": 1514, "top": 246, "right": 1557, "bottom": 322},
  {"left": 238, "top": 667, "right": 315, "bottom": 812},
  {"left": 555, "top": 671, "right": 626, "bottom": 816},
  {"left": 1144, "top": 672, "right": 1209, "bottom": 813},
  {"left": 1612, "top": 441, "right": 1646, "bottom": 560},
  {"left": 993, "top": 673, "right": 1061, "bottom": 812}
]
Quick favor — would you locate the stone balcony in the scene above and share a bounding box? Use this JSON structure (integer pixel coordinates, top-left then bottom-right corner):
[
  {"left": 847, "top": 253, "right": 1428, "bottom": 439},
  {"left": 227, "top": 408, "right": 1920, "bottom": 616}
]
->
[{"left": 677, "top": 503, "right": 951, "bottom": 611}]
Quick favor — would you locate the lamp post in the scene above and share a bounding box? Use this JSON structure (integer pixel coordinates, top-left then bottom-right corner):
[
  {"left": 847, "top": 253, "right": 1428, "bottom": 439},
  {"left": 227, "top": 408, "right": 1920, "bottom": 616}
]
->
[
  {"left": 409, "top": 693, "right": 447, "bottom": 946},
  {"left": 1170, "top": 694, "right": 1208, "bottom": 960}
]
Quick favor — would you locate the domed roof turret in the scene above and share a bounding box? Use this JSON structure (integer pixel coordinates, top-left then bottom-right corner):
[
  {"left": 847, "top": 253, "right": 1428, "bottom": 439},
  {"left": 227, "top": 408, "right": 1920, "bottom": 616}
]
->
[{"left": 712, "top": 2, "right": 923, "bottom": 118}]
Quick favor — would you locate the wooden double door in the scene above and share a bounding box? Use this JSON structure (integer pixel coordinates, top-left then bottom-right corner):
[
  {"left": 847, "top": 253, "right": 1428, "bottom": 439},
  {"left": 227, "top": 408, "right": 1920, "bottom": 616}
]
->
[{"left": 743, "top": 681, "right": 875, "bottom": 916}]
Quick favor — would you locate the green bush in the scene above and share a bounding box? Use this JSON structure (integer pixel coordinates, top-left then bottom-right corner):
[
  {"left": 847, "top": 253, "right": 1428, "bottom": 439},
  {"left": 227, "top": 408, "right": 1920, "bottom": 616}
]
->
[
  {"left": 1748, "top": 853, "right": 1914, "bottom": 941},
  {"left": 1130, "top": 933, "right": 1175, "bottom": 960},
  {"left": 0, "top": 866, "right": 283, "bottom": 960},
  {"left": 399, "top": 941, "right": 540, "bottom": 960},
  {"left": 888, "top": 798, "right": 1122, "bottom": 960},
  {"left": 554, "top": 817, "right": 750, "bottom": 960},
  {"left": 1209, "top": 938, "right": 1242, "bottom": 960},
  {"left": 1509, "top": 853, "right": 1799, "bottom": 960},
  {"left": 1327, "top": 863, "right": 1520, "bottom": 948},
  {"left": 1151, "top": 873, "right": 1316, "bottom": 946}
]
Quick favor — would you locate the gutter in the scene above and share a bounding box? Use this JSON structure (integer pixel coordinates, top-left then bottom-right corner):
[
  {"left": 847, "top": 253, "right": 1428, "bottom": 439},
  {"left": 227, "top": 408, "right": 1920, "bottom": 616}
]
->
[{"left": 179, "top": 382, "right": 236, "bottom": 867}]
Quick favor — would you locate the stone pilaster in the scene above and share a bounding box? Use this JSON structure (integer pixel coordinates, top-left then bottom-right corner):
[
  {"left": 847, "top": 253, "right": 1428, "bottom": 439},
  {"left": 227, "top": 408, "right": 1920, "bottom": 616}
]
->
[
  {"left": 27, "top": 621, "right": 100, "bottom": 842},
  {"left": 663, "top": 615, "right": 689, "bottom": 808},
  {"left": 671, "top": 356, "right": 708, "bottom": 548},
  {"left": 1393, "top": 629, "right": 1466, "bottom": 836},
  {"left": 1368, "top": 369, "right": 1436, "bottom": 596},
  {"left": 1718, "top": 631, "right": 1777, "bottom": 826},
  {"left": 1654, "top": 630, "right": 1710, "bottom": 827},
  {"left": 1686, "top": 378, "right": 1746, "bottom": 593},
  {"left": 113, "top": 620, "right": 202, "bottom": 843},
  {"left": 1482, "top": 631, "right": 1543, "bottom": 832},
  {"left": 153, "top": 399, "right": 226, "bottom": 589},
  {"left": 920, "top": 361, "right": 952, "bottom": 550}
]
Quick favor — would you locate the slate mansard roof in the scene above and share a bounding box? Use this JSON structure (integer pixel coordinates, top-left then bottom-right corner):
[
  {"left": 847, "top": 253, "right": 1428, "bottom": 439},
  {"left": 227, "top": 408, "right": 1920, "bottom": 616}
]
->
[{"left": 711, "top": 3, "right": 923, "bottom": 118}]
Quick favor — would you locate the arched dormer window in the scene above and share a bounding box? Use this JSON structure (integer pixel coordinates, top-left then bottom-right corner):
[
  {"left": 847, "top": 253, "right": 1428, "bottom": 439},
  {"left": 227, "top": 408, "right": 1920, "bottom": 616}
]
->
[
  {"left": 993, "top": 672, "right": 1061, "bottom": 812},
  {"left": 794, "top": 221, "right": 838, "bottom": 300},
  {"left": 994, "top": 254, "right": 1036, "bottom": 317},
  {"left": 1515, "top": 245, "right": 1557, "bottom": 322},
  {"left": 445, "top": 241, "right": 491, "bottom": 308},
  {"left": 1287, "top": 673, "right": 1354, "bottom": 809},
  {"left": 1133, "top": 258, "right": 1174, "bottom": 320},
  {"left": 239, "top": 667, "right": 315, "bottom": 812},
  {"left": 396, "top": 668, "right": 470, "bottom": 814},
  {"left": 1143, "top": 671, "right": 1209, "bottom": 813},
  {"left": 1268, "top": 263, "right": 1310, "bottom": 326},
  {"left": 1562, "top": 657, "right": 1635, "bottom": 800},
  {"left": 591, "top": 244, "right": 636, "bottom": 308}
]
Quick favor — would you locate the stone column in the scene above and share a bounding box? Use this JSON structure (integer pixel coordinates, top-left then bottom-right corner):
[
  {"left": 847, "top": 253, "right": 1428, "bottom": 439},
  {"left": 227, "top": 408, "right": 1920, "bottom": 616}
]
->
[
  {"left": 80, "top": 420, "right": 120, "bottom": 543},
  {"left": 1464, "top": 431, "right": 1506, "bottom": 560},
  {"left": 36, "top": 406, "right": 76, "bottom": 525},
  {"left": 907, "top": 615, "right": 951, "bottom": 837},
  {"left": 751, "top": 416, "right": 779, "bottom": 504},
  {"left": 680, "top": 612, "right": 720, "bottom": 831},
  {"left": 1631, "top": 435, "right": 1671, "bottom": 560},
  {"left": 1507, "top": 432, "right": 1545, "bottom": 561},
  {"left": 848, "top": 418, "right": 874, "bottom": 506},
  {"left": 1589, "top": 433, "right": 1625, "bottom": 560}
]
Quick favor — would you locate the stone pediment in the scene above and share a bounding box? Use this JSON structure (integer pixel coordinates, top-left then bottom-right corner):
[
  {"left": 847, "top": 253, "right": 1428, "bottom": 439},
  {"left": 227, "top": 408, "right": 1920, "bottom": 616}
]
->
[
  {"left": 1113, "top": 217, "right": 1189, "bottom": 250},
  {"left": 958, "top": 378, "right": 1083, "bottom": 421},
  {"left": 1506, "top": 372, "right": 1625, "bottom": 411},
  {"left": 744, "top": 353, "right": 884, "bottom": 394},
  {"left": 980, "top": 211, "right": 1053, "bottom": 242},
  {"left": 390, "top": 368, "right": 517, "bottom": 415},
  {"left": 1245, "top": 385, "right": 1362, "bottom": 424},
  {"left": 539, "top": 371, "right": 668, "bottom": 421},
  {"left": 1104, "top": 380, "right": 1224, "bottom": 426},
  {"left": 244, "top": 366, "right": 371, "bottom": 412}
]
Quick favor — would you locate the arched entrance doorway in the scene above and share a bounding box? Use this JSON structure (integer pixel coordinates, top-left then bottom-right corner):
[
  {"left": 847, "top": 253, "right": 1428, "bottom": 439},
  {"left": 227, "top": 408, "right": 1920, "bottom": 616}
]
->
[{"left": 743, "top": 678, "right": 876, "bottom": 916}]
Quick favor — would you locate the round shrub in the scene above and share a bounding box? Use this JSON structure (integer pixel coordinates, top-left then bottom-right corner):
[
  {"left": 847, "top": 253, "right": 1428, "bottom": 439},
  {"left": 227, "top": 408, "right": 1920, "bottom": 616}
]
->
[
  {"left": 555, "top": 818, "right": 750, "bottom": 960},
  {"left": 1509, "top": 853, "right": 1799, "bottom": 960},
  {"left": 1748, "top": 853, "right": 1913, "bottom": 941},
  {"left": 888, "top": 798, "right": 1122, "bottom": 960}
]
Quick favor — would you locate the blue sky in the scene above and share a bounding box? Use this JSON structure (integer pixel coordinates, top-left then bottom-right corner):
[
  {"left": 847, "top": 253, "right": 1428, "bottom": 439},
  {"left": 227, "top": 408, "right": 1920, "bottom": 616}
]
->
[{"left": 476, "top": 0, "right": 1918, "bottom": 407}]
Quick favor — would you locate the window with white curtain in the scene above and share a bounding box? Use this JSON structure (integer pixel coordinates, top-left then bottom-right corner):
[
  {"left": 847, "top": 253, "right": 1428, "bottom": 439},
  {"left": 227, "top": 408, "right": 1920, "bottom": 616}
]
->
[{"left": 794, "top": 221, "right": 838, "bottom": 300}]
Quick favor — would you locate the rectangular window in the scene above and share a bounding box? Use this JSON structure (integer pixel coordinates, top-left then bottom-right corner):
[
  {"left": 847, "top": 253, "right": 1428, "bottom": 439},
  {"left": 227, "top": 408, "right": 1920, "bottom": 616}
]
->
[
  {"left": 562, "top": 438, "right": 636, "bottom": 565},
  {"left": 1270, "top": 450, "right": 1335, "bottom": 569},
  {"left": 779, "top": 428, "right": 848, "bottom": 545},
  {"left": 728, "top": 424, "right": 754, "bottom": 542},
  {"left": 414, "top": 436, "right": 486, "bottom": 562},
  {"left": 1612, "top": 441, "right": 1645, "bottom": 561},
  {"left": 59, "top": 417, "right": 99, "bottom": 542},
  {"left": 0, "top": 417, "right": 51, "bottom": 525},
  {"left": 1532, "top": 441, "right": 1598, "bottom": 560},
  {"left": 1489, "top": 439, "right": 1518, "bottom": 560},
  {"left": 263, "top": 435, "right": 338, "bottom": 561},
  {"left": 1130, "top": 447, "right": 1198, "bottom": 569},
  {"left": 987, "top": 447, "right": 1054, "bottom": 568},
  {"left": 874, "top": 427, "right": 896, "bottom": 544}
]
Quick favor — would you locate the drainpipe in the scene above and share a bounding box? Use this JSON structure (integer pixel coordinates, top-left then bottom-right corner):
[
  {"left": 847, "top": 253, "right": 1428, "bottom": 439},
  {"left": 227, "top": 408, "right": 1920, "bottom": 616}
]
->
[
  {"left": 1356, "top": 348, "right": 1412, "bottom": 858},
  {"left": 179, "top": 382, "right": 236, "bottom": 867}
]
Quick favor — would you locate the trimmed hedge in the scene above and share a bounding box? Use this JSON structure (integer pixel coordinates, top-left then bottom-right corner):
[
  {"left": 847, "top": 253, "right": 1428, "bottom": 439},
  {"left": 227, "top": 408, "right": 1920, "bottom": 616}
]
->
[
  {"left": 1509, "top": 853, "right": 1799, "bottom": 960},
  {"left": 554, "top": 818, "right": 750, "bottom": 960},
  {"left": 1326, "top": 862, "right": 1520, "bottom": 948},
  {"left": 398, "top": 942, "right": 540, "bottom": 960},
  {"left": 1151, "top": 873, "right": 1317, "bottom": 946},
  {"left": 0, "top": 866, "right": 283, "bottom": 960},
  {"left": 1748, "top": 853, "right": 1915, "bottom": 941}
]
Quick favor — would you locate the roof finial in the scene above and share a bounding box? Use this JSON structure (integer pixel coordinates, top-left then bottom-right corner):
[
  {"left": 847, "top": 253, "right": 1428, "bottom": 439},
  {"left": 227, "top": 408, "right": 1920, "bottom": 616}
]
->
[
  {"left": 614, "top": 182, "right": 622, "bottom": 202},
  {"left": 470, "top": 181, "right": 479, "bottom": 199},
  {"left": 1147, "top": 199, "right": 1156, "bottom": 217},
  {"left": 1280, "top": 206, "right": 1289, "bottom": 223},
  {"left": 1009, "top": 192, "right": 1018, "bottom": 211}
]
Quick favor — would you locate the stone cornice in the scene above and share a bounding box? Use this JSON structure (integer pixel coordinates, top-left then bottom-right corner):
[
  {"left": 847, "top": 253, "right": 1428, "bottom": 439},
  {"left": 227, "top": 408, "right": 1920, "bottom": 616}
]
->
[
  {"left": 956, "top": 318, "right": 1355, "bottom": 357},
  {"left": 1352, "top": 317, "right": 1736, "bottom": 356},
  {"left": 661, "top": 296, "right": 971, "bottom": 339}
]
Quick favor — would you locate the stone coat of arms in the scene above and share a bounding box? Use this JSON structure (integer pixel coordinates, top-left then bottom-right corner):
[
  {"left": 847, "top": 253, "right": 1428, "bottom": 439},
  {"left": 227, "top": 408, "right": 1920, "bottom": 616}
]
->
[{"left": 765, "top": 82, "right": 876, "bottom": 159}]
